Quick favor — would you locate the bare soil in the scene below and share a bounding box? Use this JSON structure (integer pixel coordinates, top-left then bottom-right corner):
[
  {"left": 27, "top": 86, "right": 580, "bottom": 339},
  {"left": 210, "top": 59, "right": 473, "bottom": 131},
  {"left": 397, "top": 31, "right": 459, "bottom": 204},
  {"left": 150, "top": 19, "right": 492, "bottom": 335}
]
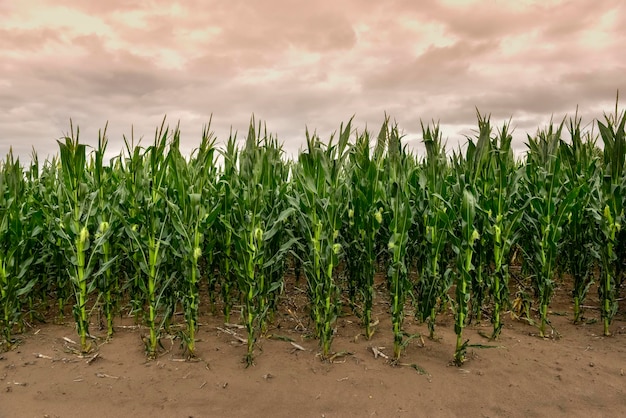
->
[{"left": 2, "top": 276, "right": 626, "bottom": 418}]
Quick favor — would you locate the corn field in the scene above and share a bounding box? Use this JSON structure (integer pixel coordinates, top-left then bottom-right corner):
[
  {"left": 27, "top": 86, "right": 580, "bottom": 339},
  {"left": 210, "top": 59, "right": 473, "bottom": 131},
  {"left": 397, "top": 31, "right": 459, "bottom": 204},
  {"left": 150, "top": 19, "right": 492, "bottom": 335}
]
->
[{"left": 1, "top": 105, "right": 625, "bottom": 366}]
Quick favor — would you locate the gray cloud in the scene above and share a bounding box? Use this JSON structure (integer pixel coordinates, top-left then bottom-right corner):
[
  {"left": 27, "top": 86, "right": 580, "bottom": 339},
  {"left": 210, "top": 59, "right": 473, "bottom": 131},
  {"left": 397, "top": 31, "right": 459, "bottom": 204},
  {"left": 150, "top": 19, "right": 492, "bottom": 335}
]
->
[{"left": 363, "top": 40, "right": 498, "bottom": 92}]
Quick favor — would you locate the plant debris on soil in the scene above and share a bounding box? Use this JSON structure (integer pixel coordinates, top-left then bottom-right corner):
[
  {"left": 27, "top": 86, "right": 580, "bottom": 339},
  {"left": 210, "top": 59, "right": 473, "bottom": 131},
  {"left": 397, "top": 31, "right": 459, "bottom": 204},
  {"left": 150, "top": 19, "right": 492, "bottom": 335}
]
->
[{"left": 1, "top": 276, "right": 625, "bottom": 418}]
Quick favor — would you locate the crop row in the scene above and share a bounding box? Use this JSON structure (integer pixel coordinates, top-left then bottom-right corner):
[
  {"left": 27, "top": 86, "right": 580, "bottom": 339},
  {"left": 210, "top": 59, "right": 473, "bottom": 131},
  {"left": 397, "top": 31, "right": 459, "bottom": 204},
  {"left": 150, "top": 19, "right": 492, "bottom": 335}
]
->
[{"left": 1, "top": 108, "right": 625, "bottom": 366}]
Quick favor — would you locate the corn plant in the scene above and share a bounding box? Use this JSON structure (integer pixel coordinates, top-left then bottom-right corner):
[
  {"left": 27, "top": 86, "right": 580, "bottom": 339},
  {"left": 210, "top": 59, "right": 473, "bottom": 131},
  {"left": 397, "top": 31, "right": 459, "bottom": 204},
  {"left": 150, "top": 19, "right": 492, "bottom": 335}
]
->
[
  {"left": 215, "top": 134, "right": 238, "bottom": 323},
  {"left": 90, "top": 127, "right": 120, "bottom": 338},
  {"left": 289, "top": 122, "right": 350, "bottom": 358},
  {"left": 415, "top": 122, "right": 453, "bottom": 339},
  {"left": 56, "top": 129, "right": 94, "bottom": 352},
  {"left": 453, "top": 115, "right": 492, "bottom": 327},
  {"left": 56, "top": 127, "right": 102, "bottom": 353},
  {"left": 522, "top": 121, "right": 579, "bottom": 337},
  {"left": 0, "top": 151, "right": 37, "bottom": 349},
  {"left": 560, "top": 115, "right": 600, "bottom": 324},
  {"left": 121, "top": 121, "right": 173, "bottom": 358},
  {"left": 229, "top": 121, "right": 295, "bottom": 365},
  {"left": 450, "top": 188, "right": 479, "bottom": 364},
  {"left": 448, "top": 115, "right": 491, "bottom": 364},
  {"left": 381, "top": 122, "right": 416, "bottom": 359},
  {"left": 594, "top": 102, "right": 626, "bottom": 336},
  {"left": 481, "top": 121, "right": 525, "bottom": 338},
  {"left": 167, "top": 125, "right": 219, "bottom": 356},
  {"left": 343, "top": 128, "right": 384, "bottom": 339},
  {"left": 117, "top": 131, "right": 148, "bottom": 323},
  {"left": 254, "top": 138, "right": 295, "bottom": 325},
  {"left": 21, "top": 152, "right": 49, "bottom": 322},
  {"left": 37, "top": 156, "right": 71, "bottom": 321}
]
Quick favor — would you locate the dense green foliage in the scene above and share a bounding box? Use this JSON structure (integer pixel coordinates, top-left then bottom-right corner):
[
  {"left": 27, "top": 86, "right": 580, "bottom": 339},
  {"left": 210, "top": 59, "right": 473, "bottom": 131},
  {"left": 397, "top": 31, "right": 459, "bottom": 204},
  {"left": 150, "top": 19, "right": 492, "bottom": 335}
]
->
[{"left": 1, "top": 107, "right": 625, "bottom": 365}]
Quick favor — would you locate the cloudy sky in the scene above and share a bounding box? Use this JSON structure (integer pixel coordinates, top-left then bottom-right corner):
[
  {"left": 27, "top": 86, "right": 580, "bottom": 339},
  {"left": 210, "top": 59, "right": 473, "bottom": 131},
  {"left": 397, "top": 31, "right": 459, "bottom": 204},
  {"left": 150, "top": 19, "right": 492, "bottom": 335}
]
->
[{"left": 1, "top": 0, "right": 625, "bottom": 161}]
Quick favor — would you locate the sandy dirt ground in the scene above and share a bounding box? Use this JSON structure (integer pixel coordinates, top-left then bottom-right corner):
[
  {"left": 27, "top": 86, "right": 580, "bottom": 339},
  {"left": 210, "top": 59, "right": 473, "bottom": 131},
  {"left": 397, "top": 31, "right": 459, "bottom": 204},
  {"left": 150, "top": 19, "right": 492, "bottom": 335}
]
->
[{"left": 2, "top": 275, "right": 625, "bottom": 418}]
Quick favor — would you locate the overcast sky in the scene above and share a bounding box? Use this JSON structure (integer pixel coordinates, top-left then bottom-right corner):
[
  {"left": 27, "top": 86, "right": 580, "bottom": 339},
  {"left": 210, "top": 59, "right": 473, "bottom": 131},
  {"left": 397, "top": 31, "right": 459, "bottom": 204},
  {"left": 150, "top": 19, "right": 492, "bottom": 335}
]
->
[{"left": 1, "top": 0, "right": 625, "bottom": 161}]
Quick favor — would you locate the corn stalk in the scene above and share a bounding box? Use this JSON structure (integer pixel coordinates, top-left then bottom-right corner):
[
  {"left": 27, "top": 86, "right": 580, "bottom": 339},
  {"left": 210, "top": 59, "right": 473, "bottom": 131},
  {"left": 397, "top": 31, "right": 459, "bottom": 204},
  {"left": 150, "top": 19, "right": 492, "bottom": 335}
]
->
[
  {"left": 343, "top": 126, "right": 384, "bottom": 339},
  {"left": 216, "top": 134, "right": 238, "bottom": 323},
  {"left": 448, "top": 111, "right": 491, "bottom": 364},
  {"left": 594, "top": 101, "right": 626, "bottom": 336},
  {"left": 383, "top": 122, "right": 414, "bottom": 359},
  {"left": 0, "top": 151, "right": 37, "bottom": 349},
  {"left": 290, "top": 122, "right": 349, "bottom": 358},
  {"left": 415, "top": 122, "right": 452, "bottom": 339},
  {"left": 121, "top": 120, "right": 173, "bottom": 358},
  {"left": 230, "top": 120, "right": 295, "bottom": 365},
  {"left": 560, "top": 114, "right": 600, "bottom": 324},
  {"left": 90, "top": 126, "right": 120, "bottom": 339},
  {"left": 56, "top": 125, "right": 103, "bottom": 353},
  {"left": 522, "top": 121, "right": 579, "bottom": 337},
  {"left": 167, "top": 124, "right": 219, "bottom": 356}
]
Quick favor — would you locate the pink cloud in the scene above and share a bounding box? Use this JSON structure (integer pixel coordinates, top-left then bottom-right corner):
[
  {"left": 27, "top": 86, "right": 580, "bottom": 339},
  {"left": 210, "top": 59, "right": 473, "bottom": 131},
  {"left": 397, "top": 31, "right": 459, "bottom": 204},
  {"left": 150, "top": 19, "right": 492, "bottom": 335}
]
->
[{"left": 0, "top": 0, "right": 624, "bottom": 160}]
